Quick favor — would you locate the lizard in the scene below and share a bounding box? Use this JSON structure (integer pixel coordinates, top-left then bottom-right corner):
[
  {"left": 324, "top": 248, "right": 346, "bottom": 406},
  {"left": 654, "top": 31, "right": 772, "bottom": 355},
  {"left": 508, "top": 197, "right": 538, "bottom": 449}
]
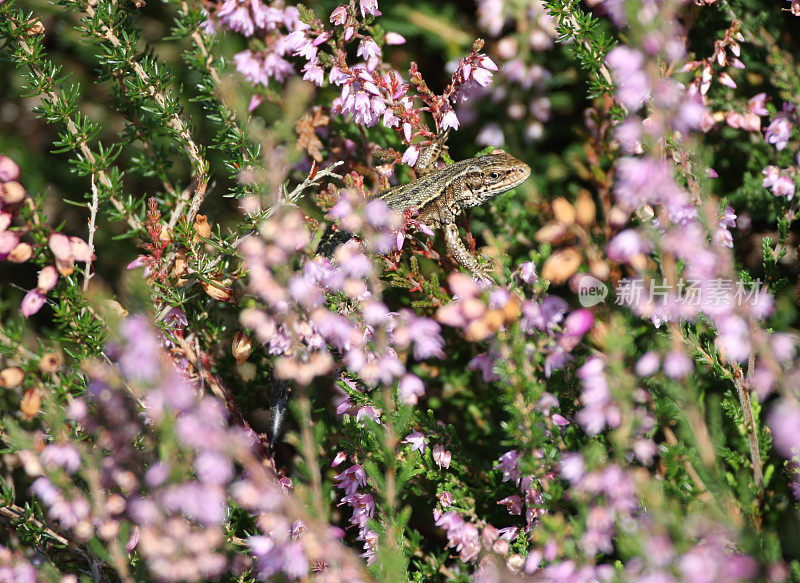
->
[
  {"left": 269, "top": 149, "right": 531, "bottom": 449},
  {"left": 319, "top": 149, "right": 532, "bottom": 281}
]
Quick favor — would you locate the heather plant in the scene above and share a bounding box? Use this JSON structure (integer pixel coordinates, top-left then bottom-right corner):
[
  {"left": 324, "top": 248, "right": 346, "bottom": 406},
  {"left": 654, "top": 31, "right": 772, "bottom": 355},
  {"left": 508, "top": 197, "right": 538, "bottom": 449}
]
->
[{"left": 1, "top": 0, "right": 799, "bottom": 581}]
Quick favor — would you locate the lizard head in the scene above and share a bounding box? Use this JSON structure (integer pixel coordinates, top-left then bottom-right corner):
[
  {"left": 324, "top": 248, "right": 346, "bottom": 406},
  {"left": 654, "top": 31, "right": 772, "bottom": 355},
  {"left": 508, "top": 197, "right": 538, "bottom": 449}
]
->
[{"left": 465, "top": 150, "right": 531, "bottom": 207}]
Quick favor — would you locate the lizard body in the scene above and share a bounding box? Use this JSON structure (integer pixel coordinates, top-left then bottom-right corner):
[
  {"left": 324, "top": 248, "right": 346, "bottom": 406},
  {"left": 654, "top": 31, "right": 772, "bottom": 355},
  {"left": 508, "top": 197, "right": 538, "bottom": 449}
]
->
[{"left": 325, "top": 149, "right": 531, "bottom": 280}]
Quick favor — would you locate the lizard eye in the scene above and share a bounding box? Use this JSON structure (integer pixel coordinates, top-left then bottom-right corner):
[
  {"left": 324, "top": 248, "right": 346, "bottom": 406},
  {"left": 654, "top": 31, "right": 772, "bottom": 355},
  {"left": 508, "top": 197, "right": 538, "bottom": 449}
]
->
[{"left": 488, "top": 171, "right": 500, "bottom": 180}]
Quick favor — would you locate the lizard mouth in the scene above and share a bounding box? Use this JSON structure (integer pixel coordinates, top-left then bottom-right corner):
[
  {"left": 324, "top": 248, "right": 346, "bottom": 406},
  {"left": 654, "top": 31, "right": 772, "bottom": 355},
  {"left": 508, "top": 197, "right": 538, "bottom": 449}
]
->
[{"left": 505, "top": 163, "right": 531, "bottom": 190}]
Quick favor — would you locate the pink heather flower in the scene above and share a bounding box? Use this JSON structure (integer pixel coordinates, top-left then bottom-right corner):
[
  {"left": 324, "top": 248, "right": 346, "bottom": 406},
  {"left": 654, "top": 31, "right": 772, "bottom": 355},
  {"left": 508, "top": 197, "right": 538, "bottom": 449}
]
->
[
  {"left": 330, "top": 5, "right": 348, "bottom": 25},
  {"left": 436, "top": 512, "right": 481, "bottom": 562},
  {"left": 359, "top": 0, "right": 380, "bottom": 18},
  {"left": 312, "top": 31, "right": 330, "bottom": 46},
  {"left": 49, "top": 232, "right": 72, "bottom": 262},
  {"left": 770, "top": 333, "right": 797, "bottom": 362},
  {"left": 356, "top": 404, "right": 383, "bottom": 422},
  {"left": 248, "top": 94, "right": 264, "bottom": 112},
  {"left": 562, "top": 309, "right": 594, "bottom": 338},
  {"left": 0, "top": 155, "right": 20, "bottom": 182},
  {"left": 254, "top": 4, "right": 293, "bottom": 31},
  {"left": 194, "top": 451, "right": 234, "bottom": 485},
  {"left": 764, "top": 114, "right": 792, "bottom": 150},
  {"left": 433, "top": 444, "right": 451, "bottom": 469},
  {"left": 0, "top": 211, "right": 11, "bottom": 232},
  {"left": 469, "top": 352, "right": 501, "bottom": 382},
  {"left": 718, "top": 72, "right": 737, "bottom": 89},
  {"left": 552, "top": 413, "right": 570, "bottom": 427},
  {"left": 0, "top": 231, "right": 18, "bottom": 254},
  {"left": 634, "top": 351, "right": 660, "bottom": 377},
  {"left": 440, "top": 109, "right": 460, "bottom": 131},
  {"left": 402, "top": 145, "right": 420, "bottom": 166},
  {"left": 498, "top": 495, "right": 523, "bottom": 515},
  {"left": 771, "top": 176, "right": 795, "bottom": 200},
  {"left": 478, "top": 0, "right": 505, "bottom": 35},
  {"left": 614, "top": 156, "right": 684, "bottom": 211},
  {"left": 479, "top": 55, "right": 498, "bottom": 71},
  {"left": 384, "top": 32, "right": 405, "bottom": 45},
  {"left": 471, "top": 66, "right": 494, "bottom": 87},
  {"left": 518, "top": 260, "right": 538, "bottom": 284},
  {"left": 663, "top": 350, "right": 693, "bottom": 379},
  {"left": 21, "top": 289, "right": 46, "bottom": 317},
  {"left": 40, "top": 443, "right": 81, "bottom": 474},
  {"left": 332, "top": 451, "right": 347, "bottom": 467},
  {"left": 675, "top": 95, "right": 706, "bottom": 133},
  {"left": 302, "top": 61, "right": 325, "bottom": 86},
  {"left": 234, "top": 49, "right": 294, "bottom": 86},
  {"left": 768, "top": 399, "right": 800, "bottom": 457},
  {"left": 606, "top": 46, "right": 649, "bottom": 109},
  {"left": 282, "top": 29, "right": 310, "bottom": 53},
  {"left": 217, "top": 0, "right": 256, "bottom": 36},
  {"left": 69, "top": 237, "right": 92, "bottom": 262},
  {"left": 615, "top": 118, "right": 643, "bottom": 153},
  {"left": 748, "top": 93, "right": 769, "bottom": 116},
  {"left": 560, "top": 453, "right": 586, "bottom": 483},
  {"left": 495, "top": 450, "right": 522, "bottom": 485},
  {"left": 334, "top": 465, "right": 367, "bottom": 495},
  {"left": 576, "top": 356, "right": 620, "bottom": 435},
  {"left": 403, "top": 430, "right": 428, "bottom": 453},
  {"left": 476, "top": 123, "right": 504, "bottom": 147},
  {"left": 127, "top": 256, "right": 146, "bottom": 270},
  {"left": 606, "top": 229, "right": 652, "bottom": 264},
  {"left": 398, "top": 312, "right": 444, "bottom": 359},
  {"left": 37, "top": 266, "right": 58, "bottom": 293},
  {"left": 399, "top": 373, "right": 425, "bottom": 405},
  {"left": 357, "top": 38, "right": 382, "bottom": 61}
]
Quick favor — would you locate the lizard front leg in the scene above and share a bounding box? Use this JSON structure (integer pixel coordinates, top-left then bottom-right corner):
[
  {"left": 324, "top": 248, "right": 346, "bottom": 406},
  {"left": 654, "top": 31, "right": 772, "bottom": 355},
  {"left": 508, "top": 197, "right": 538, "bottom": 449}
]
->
[{"left": 443, "top": 222, "right": 493, "bottom": 283}]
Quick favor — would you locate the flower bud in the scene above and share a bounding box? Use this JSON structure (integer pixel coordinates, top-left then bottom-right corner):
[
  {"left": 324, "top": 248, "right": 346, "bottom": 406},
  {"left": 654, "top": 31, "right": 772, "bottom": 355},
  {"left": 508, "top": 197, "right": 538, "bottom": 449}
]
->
[
  {"left": 8, "top": 242, "right": 33, "bottom": 263},
  {"left": 202, "top": 279, "right": 232, "bottom": 301},
  {"left": 20, "top": 387, "right": 41, "bottom": 418},
  {"left": 502, "top": 295, "right": 522, "bottom": 322},
  {"left": 607, "top": 205, "right": 629, "bottom": 229},
  {"left": 541, "top": 248, "right": 582, "bottom": 285},
  {"left": 25, "top": 18, "right": 45, "bottom": 35},
  {"left": 575, "top": 190, "right": 596, "bottom": 227},
  {"left": 0, "top": 367, "right": 25, "bottom": 388},
  {"left": 0, "top": 156, "right": 20, "bottom": 182},
  {"left": 589, "top": 259, "right": 610, "bottom": 280},
  {"left": 55, "top": 257, "right": 75, "bottom": 276},
  {"left": 465, "top": 319, "right": 492, "bottom": 342},
  {"left": 69, "top": 237, "right": 93, "bottom": 262},
  {"left": 232, "top": 332, "right": 253, "bottom": 365},
  {"left": 37, "top": 265, "right": 58, "bottom": 292},
  {"left": 193, "top": 215, "right": 212, "bottom": 242},
  {"left": 484, "top": 309, "right": 505, "bottom": 333},
  {"left": 49, "top": 232, "right": 73, "bottom": 262},
  {"left": 0, "top": 211, "right": 11, "bottom": 232},
  {"left": 552, "top": 197, "right": 576, "bottom": 226},
  {"left": 39, "top": 352, "right": 63, "bottom": 374},
  {"left": 534, "top": 222, "right": 567, "bottom": 243},
  {"left": 0, "top": 231, "right": 19, "bottom": 254},
  {"left": 21, "top": 289, "right": 46, "bottom": 318},
  {"left": 0, "top": 181, "right": 26, "bottom": 204},
  {"left": 173, "top": 248, "right": 188, "bottom": 279}
]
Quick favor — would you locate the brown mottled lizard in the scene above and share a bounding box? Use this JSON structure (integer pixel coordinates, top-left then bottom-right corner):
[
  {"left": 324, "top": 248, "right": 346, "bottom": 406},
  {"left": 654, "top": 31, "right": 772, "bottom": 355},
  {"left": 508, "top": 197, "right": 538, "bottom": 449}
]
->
[{"left": 322, "top": 149, "right": 531, "bottom": 281}]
